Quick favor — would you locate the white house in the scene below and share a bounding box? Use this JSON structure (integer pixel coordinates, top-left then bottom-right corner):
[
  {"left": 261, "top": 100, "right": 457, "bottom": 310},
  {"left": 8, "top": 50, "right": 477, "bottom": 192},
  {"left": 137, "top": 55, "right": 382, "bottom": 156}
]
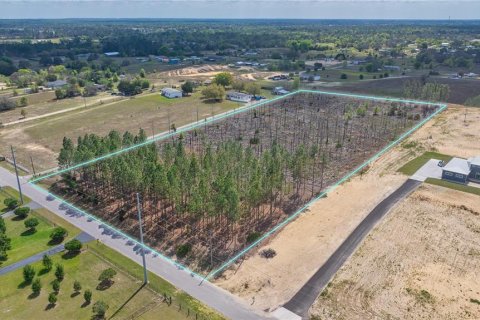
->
[
  {"left": 161, "top": 88, "right": 182, "bottom": 99},
  {"left": 273, "top": 87, "right": 290, "bottom": 95},
  {"left": 226, "top": 91, "right": 252, "bottom": 103}
]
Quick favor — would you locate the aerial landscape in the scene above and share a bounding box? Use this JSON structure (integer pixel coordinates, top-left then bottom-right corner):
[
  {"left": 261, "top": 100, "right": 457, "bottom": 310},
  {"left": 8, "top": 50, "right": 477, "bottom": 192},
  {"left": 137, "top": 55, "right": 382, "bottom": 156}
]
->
[{"left": 0, "top": 1, "right": 479, "bottom": 319}]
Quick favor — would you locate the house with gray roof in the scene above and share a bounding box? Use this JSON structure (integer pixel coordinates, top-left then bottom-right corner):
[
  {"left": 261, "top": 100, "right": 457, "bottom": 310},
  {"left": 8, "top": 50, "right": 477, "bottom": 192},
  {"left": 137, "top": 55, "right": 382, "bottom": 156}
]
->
[{"left": 441, "top": 156, "right": 480, "bottom": 184}]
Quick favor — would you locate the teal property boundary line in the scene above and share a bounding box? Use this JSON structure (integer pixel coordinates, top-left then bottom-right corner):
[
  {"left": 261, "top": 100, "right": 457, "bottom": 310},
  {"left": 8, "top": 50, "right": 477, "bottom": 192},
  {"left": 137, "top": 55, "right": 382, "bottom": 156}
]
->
[
  {"left": 27, "top": 90, "right": 447, "bottom": 282},
  {"left": 30, "top": 89, "right": 443, "bottom": 184}
]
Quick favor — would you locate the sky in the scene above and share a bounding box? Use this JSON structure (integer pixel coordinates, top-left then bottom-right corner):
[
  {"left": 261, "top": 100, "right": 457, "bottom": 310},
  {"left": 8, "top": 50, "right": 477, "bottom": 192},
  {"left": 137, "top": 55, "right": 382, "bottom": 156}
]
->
[{"left": 1, "top": 0, "right": 480, "bottom": 20}]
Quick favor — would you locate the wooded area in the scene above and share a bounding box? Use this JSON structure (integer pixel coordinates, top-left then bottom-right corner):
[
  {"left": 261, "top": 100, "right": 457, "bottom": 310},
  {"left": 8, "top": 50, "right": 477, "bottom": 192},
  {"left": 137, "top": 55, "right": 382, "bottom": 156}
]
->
[{"left": 45, "top": 92, "right": 440, "bottom": 274}]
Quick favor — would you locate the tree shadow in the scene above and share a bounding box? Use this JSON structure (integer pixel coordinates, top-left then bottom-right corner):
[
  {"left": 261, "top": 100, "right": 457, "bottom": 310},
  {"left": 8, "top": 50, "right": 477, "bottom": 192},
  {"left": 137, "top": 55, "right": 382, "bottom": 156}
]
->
[
  {"left": 81, "top": 301, "right": 91, "bottom": 308},
  {"left": 38, "top": 268, "right": 51, "bottom": 276},
  {"left": 70, "top": 291, "right": 80, "bottom": 298},
  {"left": 21, "top": 229, "right": 37, "bottom": 236},
  {"left": 108, "top": 284, "right": 145, "bottom": 319},
  {"left": 12, "top": 215, "right": 26, "bottom": 221},
  {"left": 96, "top": 280, "right": 114, "bottom": 291},
  {"left": 48, "top": 238, "right": 64, "bottom": 246},
  {"left": 61, "top": 251, "right": 80, "bottom": 260},
  {"left": 18, "top": 281, "right": 31, "bottom": 289},
  {"left": 45, "top": 303, "right": 56, "bottom": 311},
  {"left": 28, "top": 291, "right": 40, "bottom": 299}
]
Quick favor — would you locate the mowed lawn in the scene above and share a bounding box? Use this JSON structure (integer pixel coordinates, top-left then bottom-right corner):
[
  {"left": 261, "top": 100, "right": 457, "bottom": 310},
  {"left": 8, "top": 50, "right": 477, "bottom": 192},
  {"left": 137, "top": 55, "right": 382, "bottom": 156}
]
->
[
  {"left": 0, "top": 247, "right": 189, "bottom": 320},
  {"left": 1, "top": 208, "right": 80, "bottom": 267},
  {"left": 0, "top": 186, "right": 31, "bottom": 213}
]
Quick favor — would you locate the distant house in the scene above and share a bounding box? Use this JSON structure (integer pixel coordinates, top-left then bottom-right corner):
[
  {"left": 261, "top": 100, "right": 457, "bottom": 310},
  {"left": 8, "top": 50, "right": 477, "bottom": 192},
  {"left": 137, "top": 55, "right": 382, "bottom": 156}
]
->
[
  {"left": 46, "top": 80, "right": 68, "bottom": 89},
  {"left": 384, "top": 65, "right": 401, "bottom": 71},
  {"left": 226, "top": 91, "right": 252, "bottom": 103},
  {"left": 161, "top": 88, "right": 182, "bottom": 99},
  {"left": 300, "top": 72, "right": 321, "bottom": 81},
  {"left": 169, "top": 58, "right": 181, "bottom": 65},
  {"left": 203, "top": 79, "right": 213, "bottom": 86},
  {"left": 272, "top": 87, "right": 290, "bottom": 95},
  {"left": 441, "top": 156, "right": 480, "bottom": 184},
  {"left": 104, "top": 52, "right": 120, "bottom": 57}
]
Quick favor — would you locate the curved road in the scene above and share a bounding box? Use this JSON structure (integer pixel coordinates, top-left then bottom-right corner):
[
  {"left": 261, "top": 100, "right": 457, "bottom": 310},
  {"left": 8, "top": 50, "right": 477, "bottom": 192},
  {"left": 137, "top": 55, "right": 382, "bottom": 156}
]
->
[{"left": 283, "top": 179, "right": 421, "bottom": 319}]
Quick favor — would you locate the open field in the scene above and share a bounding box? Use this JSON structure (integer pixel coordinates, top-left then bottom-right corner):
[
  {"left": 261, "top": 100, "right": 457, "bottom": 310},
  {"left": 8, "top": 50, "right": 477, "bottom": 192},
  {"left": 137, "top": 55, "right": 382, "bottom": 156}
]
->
[
  {"left": 1, "top": 91, "right": 121, "bottom": 125},
  {"left": 0, "top": 243, "right": 191, "bottom": 320},
  {"left": 1, "top": 208, "right": 80, "bottom": 267},
  {"left": 310, "top": 184, "right": 480, "bottom": 320},
  {"left": 215, "top": 104, "right": 480, "bottom": 312},
  {"left": 0, "top": 90, "right": 240, "bottom": 171}
]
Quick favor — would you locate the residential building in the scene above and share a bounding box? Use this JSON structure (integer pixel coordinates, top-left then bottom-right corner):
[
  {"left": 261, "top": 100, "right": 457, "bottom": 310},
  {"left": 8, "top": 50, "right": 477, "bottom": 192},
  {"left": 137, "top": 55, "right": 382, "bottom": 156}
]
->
[
  {"left": 272, "top": 87, "right": 290, "bottom": 95},
  {"left": 46, "top": 80, "right": 68, "bottom": 89},
  {"left": 226, "top": 91, "right": 252, "bottom": 103},
  {"left": 161, "top": 88, "right": 183, "bottom": 99},
  {"left": 441, "top": 156, "right": 480, "bottom": 184}
]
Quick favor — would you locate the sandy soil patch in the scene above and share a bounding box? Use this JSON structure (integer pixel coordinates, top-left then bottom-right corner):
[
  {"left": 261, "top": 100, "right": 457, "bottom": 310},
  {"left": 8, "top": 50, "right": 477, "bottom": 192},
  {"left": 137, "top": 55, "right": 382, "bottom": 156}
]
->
[
  {"left": 215, "top": 105, "right": 480, "bottom": 312},
  {"left": 310, "top": 184, "right": 480, "bottom": 320}
]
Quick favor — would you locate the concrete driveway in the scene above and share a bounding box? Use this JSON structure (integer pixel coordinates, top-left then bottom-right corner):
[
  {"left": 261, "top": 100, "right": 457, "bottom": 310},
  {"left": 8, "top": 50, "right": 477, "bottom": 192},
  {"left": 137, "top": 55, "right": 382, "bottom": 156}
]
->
[{"left": 411, "top": 159, "right": 443, "bottom": 181}]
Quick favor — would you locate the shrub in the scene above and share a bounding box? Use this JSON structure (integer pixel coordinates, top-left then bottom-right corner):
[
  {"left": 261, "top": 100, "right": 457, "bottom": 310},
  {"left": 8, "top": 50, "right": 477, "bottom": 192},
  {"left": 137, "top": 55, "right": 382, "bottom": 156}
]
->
[
  {"left": 50, "top": 227, "right": 68, "bottom": 243},
  {"left": 73, "top": 280, "right": 82, "bottom": 292},
  {"left": 0, "top": 233, "right": 12, "bottom": 260},
  {"left": 52, "top": 279, "right": 60, "bottom": 293},
  {"left": 64, "top": 239, "right": 82, "bottom": 253},
  {"left": 246, "top": 232, "right": 261, "bottom": 244},
  {"left": 98, "top": 268, "right": 117, "bottom": 286},
  {"left": 14, "top": 206, "right": 30, "bottom": 218},
  {"left": 84, "top": 289, "right": 92, "bottom": 303},
  {"left": 260, "top": 248, "right": 277, "bottom": 259},
  {"left": 93, "top": 300, "right": 109, "bottom": 318},
  {"left": 23, "top": 264, "right": 35, "bottom": 283},
  {"left": 340, "top": 73, "right": 348, "bottom": 79},
  {"left": 48, "top": 292, "right": 57, "bottom": 305},
  {"left": 24, "top": 217, "right": 39, "bottom": 231},
  {"left": 42, "top": 254, "right": 53, "bottom": 271},
  {"left": 55, "top": 264, "right": 64, "bottom": 281},
  {"left": 3, "top": 198, "right": 19, "bottom": 210},
  {"left": 31, "top": 278, "right": 41, "bottom": 295},
  {"left": 176, "top": 243, "right": 192, "bottom": 258}
]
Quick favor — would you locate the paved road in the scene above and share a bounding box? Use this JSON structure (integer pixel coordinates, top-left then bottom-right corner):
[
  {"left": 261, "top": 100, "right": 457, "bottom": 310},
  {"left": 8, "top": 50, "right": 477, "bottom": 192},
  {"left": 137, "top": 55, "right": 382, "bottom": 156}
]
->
[
  {"left": 283, "top": 179, "right": 421, "bottom": 319},
  {"left": 0, "top": 167, "right": 270, "bottom": 320},
  {"left": 0, "top": 231, "right": 94, "bottom": 275}
]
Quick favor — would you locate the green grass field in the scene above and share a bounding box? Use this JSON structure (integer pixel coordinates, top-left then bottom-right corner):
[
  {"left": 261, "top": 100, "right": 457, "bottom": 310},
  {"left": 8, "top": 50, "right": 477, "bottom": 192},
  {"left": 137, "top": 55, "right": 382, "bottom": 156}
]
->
[
  {"left": 0, "top": 247, "right": 190, "bottom": 320},
  {"left": 1, "top": 208, "right": 80, "bottom": 267},
  {"left": 397, "top": 151, "right": 453, "bottom": 176},
  {"left": 425, "top": 178, "right": 480, "bottom": 196},
  {"left": 0, "top": 186, "right": 31, "bottom": 213}
]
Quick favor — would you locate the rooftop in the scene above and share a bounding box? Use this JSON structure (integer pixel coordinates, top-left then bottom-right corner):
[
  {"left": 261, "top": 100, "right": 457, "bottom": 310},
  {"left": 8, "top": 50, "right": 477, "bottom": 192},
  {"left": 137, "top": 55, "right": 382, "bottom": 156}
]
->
[{"left": 443, "top": 157, "right": 471, "bottom": 175}]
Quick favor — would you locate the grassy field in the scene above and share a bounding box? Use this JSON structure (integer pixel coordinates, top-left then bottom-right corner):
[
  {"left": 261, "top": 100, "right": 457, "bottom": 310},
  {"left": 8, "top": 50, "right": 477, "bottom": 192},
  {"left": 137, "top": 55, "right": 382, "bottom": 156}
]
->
[
  {"left": 0, "top": 247, "right": 190, "bottom": 320},
  {"left": 425, "top": 178, "right": 480, "bottom": 196},
  {"left": 1, "top": 92, "right": 121, "bottom": 124},
  {"left": 1, "top": 208, "right": 80, "bottom": 267},
  {"left": 0, "top": 186, "right": 31, "bottom": 213},
  {"left": 0, "top": 90, "right": 240, "bottom": 171},
  {"left": 397, "top": 151, "right": 453, "bottom": 176}
]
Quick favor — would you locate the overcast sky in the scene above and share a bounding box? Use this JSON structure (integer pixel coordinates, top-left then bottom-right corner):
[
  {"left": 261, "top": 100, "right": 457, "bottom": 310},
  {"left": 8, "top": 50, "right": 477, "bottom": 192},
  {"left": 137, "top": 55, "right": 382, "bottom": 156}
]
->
[{"left": 1, "top": 0, "right": 480, "bottom": 20}]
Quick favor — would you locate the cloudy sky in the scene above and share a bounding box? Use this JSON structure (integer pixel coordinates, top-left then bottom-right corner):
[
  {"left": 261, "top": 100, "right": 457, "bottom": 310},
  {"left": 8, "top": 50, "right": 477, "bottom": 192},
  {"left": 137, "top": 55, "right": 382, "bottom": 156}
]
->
[{"left": 1, "top": 0, "right": 480, "bottom": 19}]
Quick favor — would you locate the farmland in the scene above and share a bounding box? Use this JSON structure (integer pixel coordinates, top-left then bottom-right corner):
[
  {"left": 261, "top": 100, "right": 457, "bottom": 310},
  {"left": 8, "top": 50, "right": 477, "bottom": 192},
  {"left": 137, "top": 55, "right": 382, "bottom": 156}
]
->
[{"left": 37, "top": 91, "right": 442, "bottom": 275}]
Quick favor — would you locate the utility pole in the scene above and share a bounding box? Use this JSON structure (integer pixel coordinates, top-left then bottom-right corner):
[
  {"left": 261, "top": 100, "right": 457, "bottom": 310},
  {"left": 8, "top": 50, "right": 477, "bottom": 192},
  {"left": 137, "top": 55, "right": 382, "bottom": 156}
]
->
[
  {"left": 10, "top": 145, "right": 24, "bottom": 205},
  {"left": 136, "top": 193, "right": 148, "bottom": 284}
]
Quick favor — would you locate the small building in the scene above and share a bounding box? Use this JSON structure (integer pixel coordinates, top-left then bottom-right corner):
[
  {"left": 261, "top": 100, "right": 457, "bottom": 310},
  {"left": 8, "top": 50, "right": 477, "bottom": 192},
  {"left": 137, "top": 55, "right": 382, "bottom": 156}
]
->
[
  {"left": 384, "top": 65, "right": 401, "bottom": 71},
  {"left": 104, "top": 52, "right": 120, "bottom": 57},
  {"left": 46, "top": 80, "right": 68, "bottom": 89},
  {"left": 161, "top": 88, "right": 182, "bottom": 99},
  {"left": 226, "top": 91, "right": 252, "bottom": 103},
  {"left": 272, "top": 87, "right": 290, "bottom": 95},
  {"left": 168, "top": 58, "right": 181, "bottom": 65},
  {"left": 441, "top": 156, "right": 480, "bottom": 184}
]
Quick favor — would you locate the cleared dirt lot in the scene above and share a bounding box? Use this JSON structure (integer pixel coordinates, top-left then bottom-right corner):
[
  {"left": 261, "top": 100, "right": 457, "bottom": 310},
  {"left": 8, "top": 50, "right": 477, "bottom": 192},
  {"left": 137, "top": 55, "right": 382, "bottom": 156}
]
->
[
  {"left": 215, "top": 105, "right": 480, "bottom": 312},
  {"left": 310, "top": 184, "right": 480, "bottom": 320}
]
